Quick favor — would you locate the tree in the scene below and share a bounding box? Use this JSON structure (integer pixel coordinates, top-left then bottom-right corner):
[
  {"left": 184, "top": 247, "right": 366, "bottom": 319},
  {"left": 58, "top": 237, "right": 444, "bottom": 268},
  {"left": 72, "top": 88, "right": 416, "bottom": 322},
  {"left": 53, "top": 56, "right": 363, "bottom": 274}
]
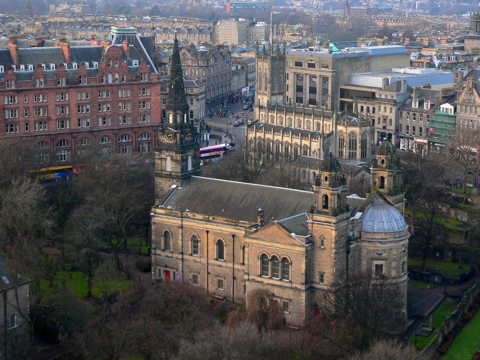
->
[
  {"left": 445, "top": 126, "right": 480, "bottom": 203},
  {"left": 318, "top": 270, "right": 404, "bottom": 349},
  {"left": 350, "top": 338, "right": 423, "bottom": 360},
  {"left": 401, "top": 151, "right": 448, "bottom": 271},
  {"left": 226, "top": 289, "right": 285, "bottom": 332}
]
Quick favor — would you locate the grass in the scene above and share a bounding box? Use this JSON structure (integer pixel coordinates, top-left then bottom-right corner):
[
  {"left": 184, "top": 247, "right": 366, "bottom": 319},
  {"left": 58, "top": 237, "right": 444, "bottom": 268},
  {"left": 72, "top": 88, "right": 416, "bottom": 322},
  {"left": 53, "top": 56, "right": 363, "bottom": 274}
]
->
[
  {"left": 40, "top": 271, "right": 135, "bottom": 298},
  {"left": 408, "top": 257, "right": 466, "bottom": 278},
  {"left": 411, "top": 298, "right": 458, "bottom": 349},
  {"left": 408, "top": 279, "right": 436, "bottom": 288},
  {"left": 442, "top": 309, "right": 480, "bottom": 360},
  {"left": 113, "top": 236, "right": 150, "bottom": 255},
  {"left": 404, "top": 208, "right": 466, "bottom": 231},
  {"left": 452, "top": 187, "right": 473, "bottom": 196}
]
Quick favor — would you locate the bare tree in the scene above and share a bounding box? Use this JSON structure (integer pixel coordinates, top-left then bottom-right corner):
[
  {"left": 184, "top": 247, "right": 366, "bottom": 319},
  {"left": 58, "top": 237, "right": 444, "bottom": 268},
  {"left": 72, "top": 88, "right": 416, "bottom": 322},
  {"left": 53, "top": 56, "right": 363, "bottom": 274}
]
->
[
  {"left": 318, "top": 270, "right": 404, "bottom": 349},
  {"left": 445, "top": 126, "right": 480, "bottom": 203}
]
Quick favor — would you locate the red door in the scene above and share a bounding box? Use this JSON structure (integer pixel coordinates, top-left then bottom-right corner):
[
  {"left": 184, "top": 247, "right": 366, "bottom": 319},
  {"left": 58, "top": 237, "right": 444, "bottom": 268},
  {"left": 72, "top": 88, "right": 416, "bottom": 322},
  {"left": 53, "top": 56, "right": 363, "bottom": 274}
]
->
[{"left": 165, "top": 270, "right": 171, "bottom": 283}]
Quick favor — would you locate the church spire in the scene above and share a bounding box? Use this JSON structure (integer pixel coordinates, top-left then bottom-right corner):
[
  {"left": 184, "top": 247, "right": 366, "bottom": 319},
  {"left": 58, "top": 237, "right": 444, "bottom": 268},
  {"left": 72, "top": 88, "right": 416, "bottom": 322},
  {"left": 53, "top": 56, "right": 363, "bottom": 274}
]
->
[
  {"left": 24, "top": 0, "right": 34, "bottom": 17},
  {"left": 167, "top": 35, "right": 189, "bottom": 114}
]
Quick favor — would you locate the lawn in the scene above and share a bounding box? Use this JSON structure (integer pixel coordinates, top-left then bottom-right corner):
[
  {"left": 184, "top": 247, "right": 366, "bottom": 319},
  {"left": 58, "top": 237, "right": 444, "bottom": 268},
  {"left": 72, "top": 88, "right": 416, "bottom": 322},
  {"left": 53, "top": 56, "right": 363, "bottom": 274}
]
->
[
  {"left": 408, "top": 279, "right": 436, "bottom": 288},
  {"left": 127, "top": 237, "right": 150, "bottom": 255},
  {"left": 404, "top": 208, "right": 466, "bottom": 231},
  {"left": 411, "top": 298, "right": 458, "bottom": 349},
  {"left": 408, "top": 257, "right": 466, "bottom": 278},
  {"left": 40, "top": 271, "right": 135, "bottom": 298},
  {"left": 442, "top": 309, "right": 480, "bottom": 360}
]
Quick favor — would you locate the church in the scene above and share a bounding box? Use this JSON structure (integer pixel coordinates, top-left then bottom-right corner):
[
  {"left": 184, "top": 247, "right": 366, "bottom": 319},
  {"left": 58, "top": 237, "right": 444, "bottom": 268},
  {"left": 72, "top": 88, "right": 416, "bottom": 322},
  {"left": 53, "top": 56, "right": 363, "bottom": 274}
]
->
[{"left": 151, "top": 37, "right": 409, "bottom": 332}]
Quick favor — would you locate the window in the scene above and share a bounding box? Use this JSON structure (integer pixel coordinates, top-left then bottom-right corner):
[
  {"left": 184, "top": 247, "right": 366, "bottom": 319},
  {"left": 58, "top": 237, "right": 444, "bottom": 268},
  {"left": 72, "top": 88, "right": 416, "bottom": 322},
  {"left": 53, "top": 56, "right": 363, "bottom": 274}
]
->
[
  {"left": 216, "top": 278, "right": 224, "bottom": 290},
  {"left": 8, "top": 314, "right": 19, "bottom": 329},
  {"left": 308, "top": 62, "right": 315, "bottom": 68},
  {"left": 192, "top": 273, "right": 199, "bottom": 285},
  {"left": 271, "top": 256, "right": 279, "bottom": 278},
  {"left": 319, "top": 272, "right": 325, "bottom": 284},
  {"left": 402, "top": 261, "right": 406, "bottom": 274},
  {"left": 78, "top": 118, "right": 91, "bottom": 128},
  {"left": 320, "top": 236, "right": 325, "bottom": 249},
  {"left": 281, "top": 258, "right": 290, "bottom": 281},
  {"left": 164, "top": 231, "right": 171, "bottom": 251},
  {"left": 216, "top": 240, "right": 225, "bottom": 260},
  {"left": 375, "top": 264, "right": 384, "bottom": 277},
  {"left": 56, "top": 119, "right": 70, "bottom": 129},
  {"left": 191, "top": 235, "right": 199, "bottom": 256},
  {"left": 294, "top": 61, "right": 303, "bottom": 67},
  {"left": 56, "top": 105, "right": 69, "bottom": 116},
  {"left": 282, "top": 301, "right": 290, "bottom": 313},
  {"left": 56, "top": 92, "right": 69, "bottom": 101}
]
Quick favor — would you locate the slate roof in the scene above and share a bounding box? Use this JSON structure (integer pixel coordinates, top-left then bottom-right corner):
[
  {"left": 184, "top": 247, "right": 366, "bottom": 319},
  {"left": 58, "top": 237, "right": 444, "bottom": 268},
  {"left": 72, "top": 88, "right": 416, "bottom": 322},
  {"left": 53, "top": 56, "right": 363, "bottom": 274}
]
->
[
  {"left": 17, "top": 47, "right": 66, "bottom": 65},
  {"left": 0, "top": 250, "right": 30, "bottom": 292},
  {"left": 70, "top": 46, "right": 104, "bottom": 64},
  {"left": 277, "top": 213, "right": 310, "bottom": 236},
  {"left": 161, "top": 176, "right": 313, "bottom": 224},
  {"left": 0, "top": 49, "right": 13, "bottom": 66}
]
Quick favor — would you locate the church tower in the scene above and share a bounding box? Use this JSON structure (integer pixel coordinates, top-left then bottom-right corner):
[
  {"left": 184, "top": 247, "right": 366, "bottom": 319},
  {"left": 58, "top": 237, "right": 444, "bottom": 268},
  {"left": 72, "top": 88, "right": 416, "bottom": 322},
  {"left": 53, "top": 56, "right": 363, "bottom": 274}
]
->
[
  {"left": 370, "top": 140, "right": 404, "bottom": 211},
  {"left": 344, "top": 0, "right": 350, "bottom": 16},
  {"left": 308, "top": 154, "right": 350, "bottom": 314},
  {"left": 255, "top": 43, "right": 286, "bottom": 109},
  {"left": 24, "top": 0, "right": 34, "bottom": 17},
  {"left": 313, "top": 154, "right": 348, "bottom": 216},
  {"left": 154, "top": 36, "right": 200, "bottom": 202}
]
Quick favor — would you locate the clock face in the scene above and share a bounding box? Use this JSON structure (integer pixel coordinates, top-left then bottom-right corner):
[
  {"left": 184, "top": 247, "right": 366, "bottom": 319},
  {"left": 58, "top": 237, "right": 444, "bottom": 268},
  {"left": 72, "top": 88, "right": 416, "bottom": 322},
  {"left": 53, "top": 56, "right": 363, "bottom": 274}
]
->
[
  {"left": 185, "top": 131, "right": 192, "bottom": 140},
  {"left": 165, "top": 131, "right": 174, "bottom": 141}
]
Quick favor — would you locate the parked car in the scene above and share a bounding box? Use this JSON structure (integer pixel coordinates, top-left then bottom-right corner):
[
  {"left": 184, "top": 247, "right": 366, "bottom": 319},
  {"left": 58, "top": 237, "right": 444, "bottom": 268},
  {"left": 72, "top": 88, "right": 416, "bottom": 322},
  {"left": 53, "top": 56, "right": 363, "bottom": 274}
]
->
[{"left": 233, "top": 119, "right": 244, "bottom": 127}]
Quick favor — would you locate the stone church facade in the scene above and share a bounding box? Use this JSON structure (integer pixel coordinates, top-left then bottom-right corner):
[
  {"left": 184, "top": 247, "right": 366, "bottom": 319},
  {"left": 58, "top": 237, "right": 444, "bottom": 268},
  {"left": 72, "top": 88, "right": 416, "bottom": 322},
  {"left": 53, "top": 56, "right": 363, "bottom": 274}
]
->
[{"left": 151, "top": 38, "right": 409, "bottom": 332}]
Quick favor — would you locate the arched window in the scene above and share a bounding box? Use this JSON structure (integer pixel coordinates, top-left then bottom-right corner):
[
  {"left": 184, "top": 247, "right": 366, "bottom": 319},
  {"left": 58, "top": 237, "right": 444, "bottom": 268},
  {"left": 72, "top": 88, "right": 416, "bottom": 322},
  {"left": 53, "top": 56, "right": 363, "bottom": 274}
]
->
[
  {"left": 379, "top": 176, "right": 385, "bottom": 189},
  {"left": 260, "top": 254, "right": 269, "bottom": 276},
  {"left": 216, "top": 240, "right": 225, "bottom": 260},
  {"left": 164, "top": 231, "right": 171, "bottom": 251},
  {"left": 281, "top": 258, "right": 290, "bottom": 281},
  {"left": 191, "top": 235, "right": 199, "bottom": 256},
  {"left": 338, "top": 133, "right": 345, "bottom": 158},
  {"left": 166, "top": 156, "right": 171, "bottom": 172},
  {"left": 401, "top": 260, "right": 406, "bottom": 273},
  {"left": 322, "top": 194, "right": 329, "bottom": 209},
  {"left": 348, "top": 132, "right": 358, "bottom": 159},
  {"left": 271, "top": 256, "right": 279, "bottom": 278}
]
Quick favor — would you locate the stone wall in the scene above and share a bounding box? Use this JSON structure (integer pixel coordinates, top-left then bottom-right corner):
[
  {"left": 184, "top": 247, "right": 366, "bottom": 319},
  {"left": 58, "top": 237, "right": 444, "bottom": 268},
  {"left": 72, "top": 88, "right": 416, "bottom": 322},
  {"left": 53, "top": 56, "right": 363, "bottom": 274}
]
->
[{"left": 420, "top": 281, "right": 480, "bottom": 359}]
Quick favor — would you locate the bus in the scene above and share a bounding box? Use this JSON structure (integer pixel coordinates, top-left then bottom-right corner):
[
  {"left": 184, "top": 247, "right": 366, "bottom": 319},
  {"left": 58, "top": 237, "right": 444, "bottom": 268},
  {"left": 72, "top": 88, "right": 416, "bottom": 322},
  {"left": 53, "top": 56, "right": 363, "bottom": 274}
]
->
[
  {"left": 29, "top": 165, "right": 74, "bottom": 183},
  {"left": 199, "top": 144, "right": 228, "bottom": 160}
]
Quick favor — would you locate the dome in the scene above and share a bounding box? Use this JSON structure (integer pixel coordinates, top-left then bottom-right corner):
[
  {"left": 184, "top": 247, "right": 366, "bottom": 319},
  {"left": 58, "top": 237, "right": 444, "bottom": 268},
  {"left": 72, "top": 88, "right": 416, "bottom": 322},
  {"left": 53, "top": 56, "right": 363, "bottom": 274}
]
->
[
  {"left": 321, "top": 153, "right": 341, "bottom": 171},
  {"left": 361, "top": 198, "right": 407, "bottom": 233},
  {"left": 377, "top": 140, "right": 396, "bottom": 156}
]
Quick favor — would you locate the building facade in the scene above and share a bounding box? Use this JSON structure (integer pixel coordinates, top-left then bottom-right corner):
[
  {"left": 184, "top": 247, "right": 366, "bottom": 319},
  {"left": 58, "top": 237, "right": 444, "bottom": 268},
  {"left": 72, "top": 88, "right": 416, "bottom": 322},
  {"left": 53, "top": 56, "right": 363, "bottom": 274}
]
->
[
  {"left": 0, "top": 27, "right": 161, "bottom": 167},
  {"left": 151, "top": 43, "right": 409, "bottom": 331},
  {"left": 179, "top": 44, "right": 232, "bottom": 111}
]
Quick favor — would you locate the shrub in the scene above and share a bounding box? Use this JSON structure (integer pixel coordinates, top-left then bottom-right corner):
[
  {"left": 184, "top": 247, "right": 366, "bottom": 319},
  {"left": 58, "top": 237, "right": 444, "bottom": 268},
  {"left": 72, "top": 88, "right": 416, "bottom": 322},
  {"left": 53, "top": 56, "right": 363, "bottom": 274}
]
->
[{"left": 135, "top": 259, "right": 151, "bottom": 272}]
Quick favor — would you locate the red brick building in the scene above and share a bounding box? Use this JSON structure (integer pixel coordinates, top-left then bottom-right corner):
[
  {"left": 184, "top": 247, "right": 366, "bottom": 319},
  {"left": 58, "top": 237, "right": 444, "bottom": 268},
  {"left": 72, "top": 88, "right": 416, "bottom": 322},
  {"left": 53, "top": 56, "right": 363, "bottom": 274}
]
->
[{"left": 0, "top": 27, "right": 162, "bottom": 167}]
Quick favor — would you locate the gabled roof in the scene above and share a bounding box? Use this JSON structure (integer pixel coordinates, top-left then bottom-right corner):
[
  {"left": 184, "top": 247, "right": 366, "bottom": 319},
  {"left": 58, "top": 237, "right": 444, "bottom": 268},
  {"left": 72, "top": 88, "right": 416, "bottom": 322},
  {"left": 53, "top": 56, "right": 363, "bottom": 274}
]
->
[
  {"left": 277, "top": 213, "right": 310, "bottom": 237},
  {"left": 161, "top": 176, "right": 313, "bottom": 224}
]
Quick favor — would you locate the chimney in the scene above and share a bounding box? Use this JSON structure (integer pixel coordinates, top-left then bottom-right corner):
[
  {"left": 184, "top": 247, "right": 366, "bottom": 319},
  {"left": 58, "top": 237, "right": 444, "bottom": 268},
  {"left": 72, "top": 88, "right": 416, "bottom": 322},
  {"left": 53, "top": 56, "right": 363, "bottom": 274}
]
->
[
  {"left": 122, "top": 40, "right": 130, "bottom": 59},
  {"left": 34, "top": 37, "right": 43, "bottom": 47},
  {"left": 257, "top": 208, "right": 265, "bottom": 226},
  {"left": 413, "top": 86, "right": 419, "bottom": 99},
  {"left": 401, "top": 79, "right": 407, "bottom": 93},
  {"left": 59, "top": 39, "right": 70, "bottom": 63},
  {"left": 382, "top": 77, "right": 389, "bottom": 88},
  {"left": 8, "top": 37, "right": 18, "bottom": 66}
]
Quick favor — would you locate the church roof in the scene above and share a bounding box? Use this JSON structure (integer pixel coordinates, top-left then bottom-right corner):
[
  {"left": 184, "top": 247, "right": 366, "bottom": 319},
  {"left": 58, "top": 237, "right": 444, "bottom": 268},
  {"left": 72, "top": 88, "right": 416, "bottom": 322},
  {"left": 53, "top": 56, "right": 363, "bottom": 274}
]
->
[
  {"left": 161, "top": 176, "right": 313, "bottom": 224},
  {"left": 321, "top": 153, "right": 341, "bottom": 171},
  {"left": 277, "top": 213, "right": 310, "bottom": 236},
  {"left": 361, "top": 198, "right": 407, "bottom": 234}
]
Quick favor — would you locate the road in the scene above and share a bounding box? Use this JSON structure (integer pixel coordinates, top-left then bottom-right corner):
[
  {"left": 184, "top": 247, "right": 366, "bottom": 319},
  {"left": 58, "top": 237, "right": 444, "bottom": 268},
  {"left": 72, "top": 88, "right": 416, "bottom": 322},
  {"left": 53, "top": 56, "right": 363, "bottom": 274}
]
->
[{"left": 205, "top": 102, "right": 253, "bottom": 146}]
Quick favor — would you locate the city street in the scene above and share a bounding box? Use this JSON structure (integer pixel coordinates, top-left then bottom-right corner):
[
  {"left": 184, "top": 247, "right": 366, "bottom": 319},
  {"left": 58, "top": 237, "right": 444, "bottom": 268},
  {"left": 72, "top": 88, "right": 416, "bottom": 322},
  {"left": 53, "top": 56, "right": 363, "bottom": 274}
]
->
[{"left": 204, "top": 101, "right": 253, "bottom": 146}]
